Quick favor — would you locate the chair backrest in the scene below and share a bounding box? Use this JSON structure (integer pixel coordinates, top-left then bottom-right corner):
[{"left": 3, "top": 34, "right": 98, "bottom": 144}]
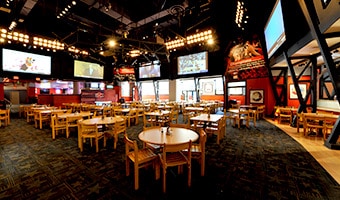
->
[
  {"left": 113, "top": 109, "right": 123, "bottom": 117},
  {"left": 51, "top": 114, "right": 62, "bottom": 126},
  {"left": 103, "top": 106, "right": 112, "bottom": 117},
  {"left": 238, "top": 108, "right": 250, "bottom": 117},
  {"left": 143, "top": 113, "right": 156, "bottom": 128},
  {"left": 279, "top": 108, "right": 292, "bottom": 115},
  {"left": 304, "top": 114, "right": 324, "bottom": 127},
  {"left": 170, "top": 110, "right": 179, "bottom": 120},
  {"left": 115, "top": 117, "right": 127, "bottom": 133},
  {"left": 169, "top": 122, "right": 189, "bottom": 128},
  {"left": 80, "top": 122, "right": 99, "bottom": 136},
  {"left": 124, "top": 134, "right": 138, "bottom": 158},
  {"left": 323, "top": 116, "right": 337, "bottom": 127},
  {"left": 67, "top": 115, "right": 83, "bottom": 126},
  {"left": 161, "top": 140, "right": 192, "bottom": 164}
]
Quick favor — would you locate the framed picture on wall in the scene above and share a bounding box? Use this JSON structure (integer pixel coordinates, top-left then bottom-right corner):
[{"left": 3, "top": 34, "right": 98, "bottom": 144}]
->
[
  {"left": 250, "top": 90, "right": 264, "bottom": 104},
  {"left": 202, "top": 82, "right": 215, "bottom": 95},
  {"left": 290, "top": 84, "right": 307, "bottom": 99}
]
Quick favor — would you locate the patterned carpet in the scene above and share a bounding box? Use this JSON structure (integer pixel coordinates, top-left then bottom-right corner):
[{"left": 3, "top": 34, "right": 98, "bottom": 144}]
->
[{"left": 0, "top": 114, "right": 340, "bottom": 200}]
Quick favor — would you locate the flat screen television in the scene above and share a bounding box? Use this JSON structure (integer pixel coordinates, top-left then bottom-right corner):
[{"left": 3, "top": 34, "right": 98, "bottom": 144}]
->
[
  {"left": 2, "top": 48, "right": 51, "bottom": 75},
  {"left": 264, "top": 0, "right": 286, "bottom": 59},
  {"left": 138, "top": 63, "right": 161, "bottom": 78},
  {"left": 177, "top": 51, "right": 208, "bottom": 75},
  {"left": 74, "top": 60, "right": 104, "bottom": 79}
]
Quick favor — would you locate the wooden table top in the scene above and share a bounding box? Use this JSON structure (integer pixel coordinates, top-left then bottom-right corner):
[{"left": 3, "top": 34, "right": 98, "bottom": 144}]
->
[
  {"left": 185, "top": 107, "right": 204, "bottom": 111},
  {"left": 144, "top": 110, "right": 170, "bottom": 116},
  {"left": 190, "top": 113, "right": 223, "bottom": 123},
  {"left": 138, "top": 127, "right": 199, "bottom": 145},
  {"left": 303, "top": 113, "right": 339, "bottom": 119},
  {"left": 57, "top": 112, "right": 93, "bottom": 119},
  {"left": 82, "top": 116, "right": 125, "bottom": 125}
]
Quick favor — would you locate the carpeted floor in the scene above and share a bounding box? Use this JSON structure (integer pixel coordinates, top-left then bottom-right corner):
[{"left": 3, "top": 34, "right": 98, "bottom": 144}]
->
[{"left": 0, "top": 114, "right": 340, "bottom": 200}]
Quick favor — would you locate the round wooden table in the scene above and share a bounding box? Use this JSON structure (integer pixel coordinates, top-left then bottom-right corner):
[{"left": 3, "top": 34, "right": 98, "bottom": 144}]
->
[
  {"left": 82, "top": 116, "right": 125, "bottom": 125},
  {"left": 57, "top": 112, "right": 93, "bottom": 119},
  {"left": 138, "top": 127, "right": 199, "bottom": 145}
]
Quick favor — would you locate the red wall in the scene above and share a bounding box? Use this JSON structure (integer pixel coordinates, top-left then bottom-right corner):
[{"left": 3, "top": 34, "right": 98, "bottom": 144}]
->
[{"left": 247, "top": 77, "right": 275, "bottom": 116}]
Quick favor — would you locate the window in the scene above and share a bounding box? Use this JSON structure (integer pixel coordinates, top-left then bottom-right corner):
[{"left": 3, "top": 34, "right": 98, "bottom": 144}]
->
[{"left": 228, "top": 81, "right": 246, "bottom": 95}]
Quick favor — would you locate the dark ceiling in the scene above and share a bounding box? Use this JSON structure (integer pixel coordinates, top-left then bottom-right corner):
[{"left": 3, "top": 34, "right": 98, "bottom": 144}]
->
[{"left": 0, "top": 0, "right": 278, "bottom": 65}]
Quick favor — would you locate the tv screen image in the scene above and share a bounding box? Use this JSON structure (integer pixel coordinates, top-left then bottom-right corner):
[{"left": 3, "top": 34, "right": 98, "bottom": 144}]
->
[
  {"left": 177, "top": 51, "right": 208, "bottom": 75},
  {"left": 264, "top": 0, "right": 286, "bottom": 59},
  {"left": 2, "top": 48, "right": 51, "bottom": 75},
  {"left": 74, "top": 60, "right": 104, "bottom": 79},
  {"left": 139, "top": 63, "right": 161, "bottom": 78}
]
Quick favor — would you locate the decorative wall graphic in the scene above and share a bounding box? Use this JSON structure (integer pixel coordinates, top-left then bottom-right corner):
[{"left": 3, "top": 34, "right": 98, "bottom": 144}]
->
[
  {"left": 290, "top": 84, "right": 307, "bottom": 99},
  {"left": 250, "top": 90, "right": 264, "bottom": 104},
  {"left": 225, "top": 35, "right": 268, "bottom": 81},
  {"left": 202, "top": 82, "right": 214, "bottom": 95}
]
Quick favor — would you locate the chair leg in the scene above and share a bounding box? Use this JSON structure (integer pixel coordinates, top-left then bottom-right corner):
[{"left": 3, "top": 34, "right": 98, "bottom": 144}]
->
[
  {"left": 66, "top": 128, "right": 69, "bottom": 138},
  {"left": 188, "top": 164, "right": 192, "bottom": 187},
  {"left": 80, "top": 138, "right": 84, "bottom": 152},
  {"left": 201, "top": 156, "right": 205, "bottom": 176},
  {"left": 134, "top": 164, "right": 139, "bottom": 190},
  {"left": 114, "top": 134, "right": 118, "bottom": 149},
  {"left": 162, "top": 167, "right": 167, "bottom": 193},
  {"left": 95, "top": 138, "right": 99, "bottom": 153},
  {"left": 52, "top": 128, "right": 55, "bottom": 140},
  {"left": 126, "top": 159, "right": 130, "bottom": 176}
]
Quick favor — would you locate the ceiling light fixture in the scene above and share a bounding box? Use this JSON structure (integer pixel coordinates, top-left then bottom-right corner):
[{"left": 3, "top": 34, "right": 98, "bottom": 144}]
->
[{"left": 165, "top": 29, "right": 214, "bottom": 50}]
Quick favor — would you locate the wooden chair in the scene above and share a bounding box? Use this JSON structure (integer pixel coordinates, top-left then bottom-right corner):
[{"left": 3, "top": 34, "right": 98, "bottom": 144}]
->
[
  {"left": 296, "top": 112, "right": 305, "bottom": 133},
  {"left": 102, "top": 106, "right": 112, "bottom": 117},
  {"left": 248, "top": 109, "right": 257, "bottom": 127},
  {"left": 323, "top": 116, "right": 337, "bottom": 140},
  {"left": 26, "top": 106, "right": 35, "bottom": 123},
  {"left": 126, "top": 109, "right": 138, "bottom": 127},
  {"left": 79, "top": 122, "right": 106, "bottom": 153},
  {"left": 278, "top": 108, "right": 292, "bottom": 124},
  {"left": 169, "top": 122, "right": 189, "bottom": 129},
  {"left": 159, "top": 140, "right": 192, "bottom": 193},
  {"left": 183, "top": 129, "right": 207, "bottom": 176},
  {"left": 136, "top": 108, "right": 144, "bottom": 123},
  {"left": 169, "top": 110, "right": 179, "bottom": 124},
  {"left": 66, "top": 115, "right": 83, "bottom": 138},
  {"left": 35, "top": 110, "right": 51, "bottom": 129},
  {"left": 0, "top": 109, "right": 10, "bottom": 127},
  {"left": 143, "top": 113, "right": 158, "bottom": 129},
  {"left": 157, "top": 112, "right": 170, "bottom": 127},
  {"left": 51, "top": 114, "right": 67, "bottom": 139},
  {"left": 51, "top": 109, "right": 66, "bottom": 116},
  {"left": 257, "top": 105, "right": 266, "bottom": 119},
  {"left": 5, "top": 109, "right": 10, "bottom": 125},
  {"left": 113, "top": 108, "right": 124, "bottom": 117},
  {"left": 105, "top": 117, "right": 127, "bottom": 149},
  {"left": 233, "top": 108, "right": 250, "bottom": 128},
  {"left": 304, "top": 114, "right": 323, "bottom": 136},
  {"left": 205, "top": 117, "right": 225, "bottom": 144},
  {"left": 80, "top": 110, "right": 92, "bottom": 119},
  {"left": 124, "top": 134, "right": 159, "bottom": 190}
]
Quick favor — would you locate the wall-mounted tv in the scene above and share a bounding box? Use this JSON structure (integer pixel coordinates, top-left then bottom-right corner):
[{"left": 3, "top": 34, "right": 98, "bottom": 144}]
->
[
  {"left": 74, "top": 60, "right": 104, "bottom": 79},
  {"left": 2, "top": 48, "right": 51, "bottom": 75},
  {"left": 264, "top": 0, "right": 286, "bottom": 59},
  {"left": 177, "top": 51, "right": 208, "bottom": 75},
  {"left": 139, "top": 62, "right": 161, "bottom": 78}
]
